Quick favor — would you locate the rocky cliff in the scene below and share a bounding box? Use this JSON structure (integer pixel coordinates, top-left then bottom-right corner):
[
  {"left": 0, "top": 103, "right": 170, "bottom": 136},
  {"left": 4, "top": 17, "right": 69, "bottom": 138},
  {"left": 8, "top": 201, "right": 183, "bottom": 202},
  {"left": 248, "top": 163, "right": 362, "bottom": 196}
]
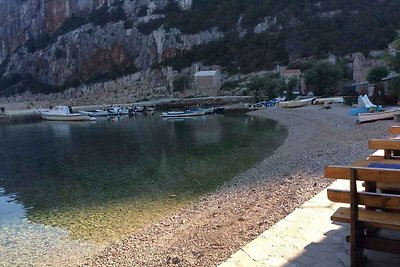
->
[
  {"left": 0, "top": 0, "right": 219, "bottom": 98},
  {"left": 1, "top": 0, "right": 400, "bottom": 101}
]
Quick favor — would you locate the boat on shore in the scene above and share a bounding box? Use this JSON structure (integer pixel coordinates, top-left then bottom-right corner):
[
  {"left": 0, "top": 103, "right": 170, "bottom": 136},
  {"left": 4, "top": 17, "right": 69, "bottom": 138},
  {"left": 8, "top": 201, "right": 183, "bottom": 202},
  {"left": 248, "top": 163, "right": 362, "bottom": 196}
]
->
[
  {"left": 40, "top": 106, "right": 95, "bottom": 121},
  {"left": 161, "top": 109, "right": 206, "bottom": 118},
  {"left": 357, "top": 108, "right": 400, "bottom": 123},
  {"left": 312, "top": 97, "right": 344, "bottom": 105},
  {"left": 279, "top": 98, "right": 315, "bottom": 108}
]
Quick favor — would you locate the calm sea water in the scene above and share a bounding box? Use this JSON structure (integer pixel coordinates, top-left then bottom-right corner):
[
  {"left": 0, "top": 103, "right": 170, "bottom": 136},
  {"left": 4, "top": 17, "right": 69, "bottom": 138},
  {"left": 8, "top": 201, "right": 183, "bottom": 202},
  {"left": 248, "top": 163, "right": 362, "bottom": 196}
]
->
[{"left": 0, "top": 114, "right": 286, "bottom": 265}]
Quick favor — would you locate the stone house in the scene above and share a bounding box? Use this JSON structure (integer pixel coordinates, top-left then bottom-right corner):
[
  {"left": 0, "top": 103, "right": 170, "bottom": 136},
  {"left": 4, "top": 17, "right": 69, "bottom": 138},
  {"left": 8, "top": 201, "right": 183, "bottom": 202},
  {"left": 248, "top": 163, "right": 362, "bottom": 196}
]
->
[
  {"left": 194, "top": 70, "right": 222, "bottom": 95},
  {"left": 352, "top": 53, "right": 384, "bottom": 95}
]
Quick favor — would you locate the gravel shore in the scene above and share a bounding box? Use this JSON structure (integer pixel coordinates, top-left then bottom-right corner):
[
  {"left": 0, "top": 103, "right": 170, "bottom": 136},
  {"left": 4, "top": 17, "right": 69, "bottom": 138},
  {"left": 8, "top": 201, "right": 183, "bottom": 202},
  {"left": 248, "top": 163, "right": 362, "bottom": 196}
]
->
[{"left": 83, "top": 105, "right": 398, "bottom": 267}]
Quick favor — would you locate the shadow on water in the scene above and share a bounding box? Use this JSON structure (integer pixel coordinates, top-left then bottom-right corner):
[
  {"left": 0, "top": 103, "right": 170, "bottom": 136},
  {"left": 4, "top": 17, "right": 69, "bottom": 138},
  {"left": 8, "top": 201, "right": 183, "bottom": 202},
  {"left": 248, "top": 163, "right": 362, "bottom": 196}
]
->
[{"left": 0, "top": 114, "right": 287, "bottom": 242}]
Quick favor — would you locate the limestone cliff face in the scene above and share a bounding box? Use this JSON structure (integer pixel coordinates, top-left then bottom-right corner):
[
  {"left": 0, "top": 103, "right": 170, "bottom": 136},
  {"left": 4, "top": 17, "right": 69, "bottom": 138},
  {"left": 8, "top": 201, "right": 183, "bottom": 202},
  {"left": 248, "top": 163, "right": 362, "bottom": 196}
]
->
[
  {"left": 0, "top": 0, "right": 223, "bottom": 96},
  {"left": 0, "top": 0, "right": 107, "bottom": 63}
]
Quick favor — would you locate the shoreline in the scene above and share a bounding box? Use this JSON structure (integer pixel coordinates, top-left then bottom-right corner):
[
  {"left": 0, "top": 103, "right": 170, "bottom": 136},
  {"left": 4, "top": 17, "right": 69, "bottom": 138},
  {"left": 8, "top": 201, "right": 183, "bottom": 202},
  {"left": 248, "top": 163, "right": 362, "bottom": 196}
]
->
[{"left": 83, "top": 105, "right": 398, "bottom": 267}]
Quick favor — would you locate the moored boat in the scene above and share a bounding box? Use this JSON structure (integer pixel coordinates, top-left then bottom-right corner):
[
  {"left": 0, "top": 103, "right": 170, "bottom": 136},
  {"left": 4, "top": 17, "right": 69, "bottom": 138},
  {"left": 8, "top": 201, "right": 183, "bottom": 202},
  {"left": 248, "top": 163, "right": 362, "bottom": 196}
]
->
[
  {"left": 161, "top": 109, "right": 206, "bottom": 118},
  {"left": 79, "top": 109, "right": 109, "bottom": 117},
  {"left": 279, "top": 98, "right": 315, "bottom": 108},
  {"left": 41, "top": 106, "right": 95, "bottom": 121},
  {"left": 357, "top": 108, "right": 400, "bottom": 123},
  {"left": 203, "top": 107, "right": 215, "bottom": 114}
]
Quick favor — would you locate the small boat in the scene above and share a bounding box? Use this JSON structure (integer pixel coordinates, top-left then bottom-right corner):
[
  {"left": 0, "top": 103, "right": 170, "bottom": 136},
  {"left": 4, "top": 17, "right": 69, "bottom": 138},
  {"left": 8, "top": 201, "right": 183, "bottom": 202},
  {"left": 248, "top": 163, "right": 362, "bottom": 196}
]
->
[
  {"left": 107, "top": 106, "right": 129, "bottom": 115},
  {"left": 108, "top": 107, "right": 121, "bottom": 115},
  {"left": 119, "top": 107, "right": 129, "bottom": 115},
  {"left": 161, "top": 109, "right": 206, "bottom": 118},
  {"left": 133, "top": 106, "right": 145, "bottom": 112},
  {"left": 203, "top": 107, "right": 215, "bottom": 114},
  {"left": 349, "top": 95, "right": 383, "bottom": 116},
  {"left": 279, "top": 98, "right": 315, "bottom": 108},
  {"left": 79, "top": 109, "right": 109, "bottom": 117},
  {"left": 312, "top": 97, "right": 344, "bottom": 105},
  {"left": 357, "top": 108, "right": 400, "bottom": 123},
  {"left": 41, "top": 106, "right": 95, "bottom": 121}
]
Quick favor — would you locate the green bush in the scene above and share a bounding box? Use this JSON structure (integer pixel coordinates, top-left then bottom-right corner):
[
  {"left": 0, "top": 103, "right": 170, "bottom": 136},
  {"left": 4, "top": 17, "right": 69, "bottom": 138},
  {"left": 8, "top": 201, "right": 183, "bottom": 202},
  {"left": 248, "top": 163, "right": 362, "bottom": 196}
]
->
[
  {"left": 173, "top": 76, "right": 189, "bottom": 92},
  {"left": 161, "top": 32, "right": 288, "bottom": 73},
  {"left": 222, "top": 80, "right": 240, "bottom": 91},
  {"left": 138, "top": 19, "right": 164, "bottom": 35}
]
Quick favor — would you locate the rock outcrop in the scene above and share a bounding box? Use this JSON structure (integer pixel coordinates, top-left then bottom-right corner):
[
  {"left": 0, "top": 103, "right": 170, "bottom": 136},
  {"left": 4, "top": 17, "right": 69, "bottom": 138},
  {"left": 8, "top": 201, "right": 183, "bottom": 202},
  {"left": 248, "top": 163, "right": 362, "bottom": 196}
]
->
[{"left": 0, "top": 0, "right": 223, "bottom": 98}]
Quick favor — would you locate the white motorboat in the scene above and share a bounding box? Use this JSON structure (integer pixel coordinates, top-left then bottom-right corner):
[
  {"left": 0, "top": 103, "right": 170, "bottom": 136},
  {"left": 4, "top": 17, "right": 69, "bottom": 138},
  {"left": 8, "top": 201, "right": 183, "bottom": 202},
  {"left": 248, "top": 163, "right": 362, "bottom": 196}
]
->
[
  {"left": 357, "top": 108, "right": 400, "bottom": 123},
  {"left": 40, "top": 106, "right": 95, "bottom": 121},
  {"left": 161, "top": 109, "right": 206, "bottom": 118},
  {"left": 133, "top": 106, "right": 145, "bottom": 112},
  {"left": 203, "top": 107, "right": 215, "bottom": 114},
  {"left": 279, "top": 98, "right": 315, "bottom": 108},
  {"left": 119, "top": 107, "right": 130, "bottom": 115},
  {"left": 108, "top": 107, "right": 122, "bottom": 115}
]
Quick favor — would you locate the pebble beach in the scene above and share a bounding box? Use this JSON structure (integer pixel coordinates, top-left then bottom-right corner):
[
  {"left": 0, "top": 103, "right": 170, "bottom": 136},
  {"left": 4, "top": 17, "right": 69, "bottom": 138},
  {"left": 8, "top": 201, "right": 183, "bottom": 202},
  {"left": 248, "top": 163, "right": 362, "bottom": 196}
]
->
[{"left": 81, "top": 105, "right": 398, "bottom": 267}]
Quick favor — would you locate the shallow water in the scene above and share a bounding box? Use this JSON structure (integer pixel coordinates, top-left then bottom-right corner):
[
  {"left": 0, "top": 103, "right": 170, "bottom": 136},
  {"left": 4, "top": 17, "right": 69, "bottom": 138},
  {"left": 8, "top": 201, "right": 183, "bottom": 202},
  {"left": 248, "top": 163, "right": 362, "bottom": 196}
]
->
[{"left": 0, "top": 114, "right": 287, "bottom": 265}]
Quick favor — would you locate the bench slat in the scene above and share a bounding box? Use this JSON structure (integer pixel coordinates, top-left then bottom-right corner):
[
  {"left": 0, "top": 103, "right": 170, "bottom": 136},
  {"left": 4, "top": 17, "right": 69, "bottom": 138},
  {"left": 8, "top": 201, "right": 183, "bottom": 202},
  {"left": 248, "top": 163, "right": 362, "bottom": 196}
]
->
[
  {"left": 369, "top": 139, "right": 400, "bottom": 150},
  {"left": 325, "top": 166, "right": 400, "bottom": 183},
  {"left": 389, "top": 126, "right": 400, "bottom": 135},
  {"left": 352, "top": 158, "right": 400, "bottom": 167},
  {"left": 327, "top": 189, "right": 400, "bottom": 209},
  {"left": 331, "top": 207, "right": 400, "bottom": 231}
]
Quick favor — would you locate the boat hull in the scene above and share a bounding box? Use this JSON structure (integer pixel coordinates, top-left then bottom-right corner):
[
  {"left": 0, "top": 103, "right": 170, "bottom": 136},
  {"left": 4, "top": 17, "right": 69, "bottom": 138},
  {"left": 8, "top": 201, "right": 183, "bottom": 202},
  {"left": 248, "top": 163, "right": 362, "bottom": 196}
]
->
[
  {"left": 279, "top": 98, "right": 314, "bottom": 108},
  {"left": 161, "top": 110, "right": 206, "bottom": 118},
  {"left": 313, "top": 97, "right": 344, "bottom": 105},
  {"left": 41, "top": 114, "right": 94, "bottom": 121},
  {"left": 357, "top": 108, "right": 400, "bottom": 123}
]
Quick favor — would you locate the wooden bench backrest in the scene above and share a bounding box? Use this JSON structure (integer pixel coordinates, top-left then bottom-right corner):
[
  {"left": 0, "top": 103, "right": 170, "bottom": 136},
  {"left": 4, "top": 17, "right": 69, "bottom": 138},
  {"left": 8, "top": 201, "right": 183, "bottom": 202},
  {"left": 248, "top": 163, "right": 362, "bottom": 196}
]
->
[
  {"left": 352, "top": 158, "right": 400, "bottom": 167},
  {"left": 389, "top": 126, "right": 400, "bottom": 135},
  {"left": 328, "top": 189, "right": 400, "bottom": 209},
  {"left": 325, "top": 166, "right": 400, "bottom": 183},
  {"left": 369, "top": 139, "right": 400, "bottom": 150}
]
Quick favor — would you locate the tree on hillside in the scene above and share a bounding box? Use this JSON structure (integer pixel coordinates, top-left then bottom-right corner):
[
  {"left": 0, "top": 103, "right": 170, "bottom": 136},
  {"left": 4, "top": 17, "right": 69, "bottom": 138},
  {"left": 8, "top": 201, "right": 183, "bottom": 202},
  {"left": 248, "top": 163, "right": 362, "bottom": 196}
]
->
[
  {"left": 367, "top": 65, "right": 389, "bottom": 83},
  {"left": 248, "top": 76, "right": 287, "bottom": 101},
  {"left": 286, "top": 77, "right": 298, "bottom": 100},
  {"left": 304, "top": 62, "right": 343, "bottom": 96},
  {"left": 173, "top": 75, "right": 189, "bottom": 92},
  {"left": 247, "top": 76, "right": 266, "bottom": 102},
  {"left": 367, "top": 65, "right": 389, "bottom": 102},
  {"left": 389, "top": 31, "right": 400, "bottom": 72},
  {"left": 388, "top": 31, "right": 400, "bottom": 98}
]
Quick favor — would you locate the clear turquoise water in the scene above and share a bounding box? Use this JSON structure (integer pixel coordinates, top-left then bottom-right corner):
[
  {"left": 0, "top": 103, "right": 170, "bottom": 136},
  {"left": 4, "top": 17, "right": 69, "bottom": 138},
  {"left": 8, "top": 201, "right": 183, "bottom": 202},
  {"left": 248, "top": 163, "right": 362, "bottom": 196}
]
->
[{"left": 0, "top": 114, "right": 287, "bottom": 242}]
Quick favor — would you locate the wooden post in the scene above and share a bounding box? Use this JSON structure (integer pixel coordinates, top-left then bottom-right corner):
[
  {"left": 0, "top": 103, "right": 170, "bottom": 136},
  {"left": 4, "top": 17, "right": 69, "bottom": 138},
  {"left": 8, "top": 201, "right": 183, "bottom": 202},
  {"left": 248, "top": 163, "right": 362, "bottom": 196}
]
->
[{"left": 350, "top": 168, "right": 362, "bottom": 267}]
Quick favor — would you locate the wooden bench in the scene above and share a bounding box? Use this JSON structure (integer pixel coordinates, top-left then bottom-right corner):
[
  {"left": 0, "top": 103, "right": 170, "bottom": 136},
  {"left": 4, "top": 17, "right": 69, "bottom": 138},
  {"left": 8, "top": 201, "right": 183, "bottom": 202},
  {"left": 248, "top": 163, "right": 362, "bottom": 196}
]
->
[
  {"left": 325, "top": 165, "right": 400, "bottom": 266},
  {"left": 389, "top": 126, "right": 400, "bottom": 135},
  {"left": 352, "top": 159, "right": 400, "bottom": 193},
  {"left": 367, "top": 127, "right": 400, "bottom": 160},
  {"left": 369, "top": 139, "right": 400, "bottom": 159}
]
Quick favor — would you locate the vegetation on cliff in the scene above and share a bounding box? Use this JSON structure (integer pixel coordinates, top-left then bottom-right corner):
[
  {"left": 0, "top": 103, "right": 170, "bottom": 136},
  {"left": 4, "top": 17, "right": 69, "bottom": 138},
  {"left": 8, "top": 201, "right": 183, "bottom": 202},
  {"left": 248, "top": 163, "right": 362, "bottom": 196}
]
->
[{"left": 1, "top": 0, "right": 400, "bottom": 97}]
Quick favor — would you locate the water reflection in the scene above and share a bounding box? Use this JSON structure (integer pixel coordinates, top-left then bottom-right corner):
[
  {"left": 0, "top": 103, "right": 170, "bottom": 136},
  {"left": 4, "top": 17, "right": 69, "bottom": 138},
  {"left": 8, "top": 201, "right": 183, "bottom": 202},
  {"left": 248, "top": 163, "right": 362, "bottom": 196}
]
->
[{"left": 49, "top": 122, "right": 72, "bottom": 139}]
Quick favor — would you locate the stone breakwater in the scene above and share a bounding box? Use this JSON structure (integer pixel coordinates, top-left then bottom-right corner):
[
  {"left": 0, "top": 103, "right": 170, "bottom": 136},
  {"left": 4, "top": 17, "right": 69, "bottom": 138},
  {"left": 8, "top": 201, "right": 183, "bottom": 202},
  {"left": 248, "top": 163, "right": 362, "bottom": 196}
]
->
[
  {"left": 83, "top": 105, "right": 398, "bottom": 267},
  {"left": 0, "top": 109, "right": 41, "bottom": 124}
]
